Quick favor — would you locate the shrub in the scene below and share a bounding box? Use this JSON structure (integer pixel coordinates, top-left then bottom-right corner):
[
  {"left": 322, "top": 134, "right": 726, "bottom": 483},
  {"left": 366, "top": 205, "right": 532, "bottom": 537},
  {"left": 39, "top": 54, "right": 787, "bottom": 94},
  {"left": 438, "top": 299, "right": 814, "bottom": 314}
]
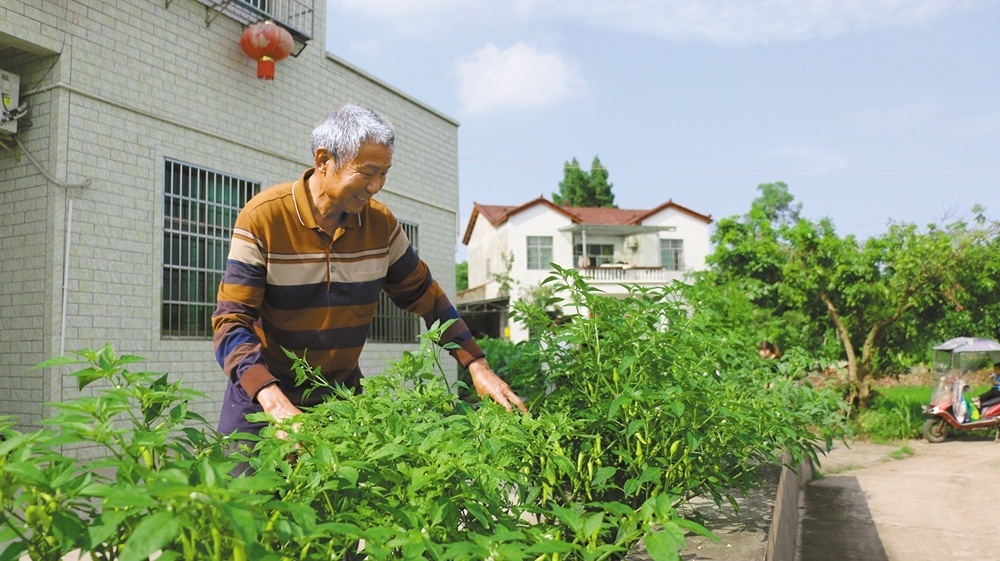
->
[
  {"left": 849, "top": 386, "right": 929, "bottom": 442},
  {"left": 511, "top": 266, "right": 848, "bottom": 508},
  {"left": 0, "top": 332, "right": 703, "bottom": 560},
  {"left": 0, "top": 270, "right": 849, "bottom": 560}
]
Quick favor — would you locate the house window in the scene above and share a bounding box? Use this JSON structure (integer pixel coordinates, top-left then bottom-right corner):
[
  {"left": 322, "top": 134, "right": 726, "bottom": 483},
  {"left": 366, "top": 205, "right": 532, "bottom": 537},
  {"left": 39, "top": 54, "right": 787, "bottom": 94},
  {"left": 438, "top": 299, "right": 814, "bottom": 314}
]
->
[
  {"left": 526, "top": 236, "right": 553, "bottom": 270},
  {"left": 162, "top": 160, "right": 259, "bottom": 338},
  {"left": 660, "top": 238, "right": 684, "bottom": 271},
  {"left": 241, "top": 0, "right": 270, "bottom": 13},
  {"left": 573, "top": 243, "right": 615, "bottom": 267},
  {"left": 370, "top": 222, "right": 421, "bottom": 343}
]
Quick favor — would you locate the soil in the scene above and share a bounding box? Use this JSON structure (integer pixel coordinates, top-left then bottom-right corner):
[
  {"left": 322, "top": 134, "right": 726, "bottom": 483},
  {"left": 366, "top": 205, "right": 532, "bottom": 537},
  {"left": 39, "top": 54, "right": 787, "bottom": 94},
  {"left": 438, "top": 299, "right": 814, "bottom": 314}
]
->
[{"left": 804, "top": 365, "right": 995, "bottom": 392}]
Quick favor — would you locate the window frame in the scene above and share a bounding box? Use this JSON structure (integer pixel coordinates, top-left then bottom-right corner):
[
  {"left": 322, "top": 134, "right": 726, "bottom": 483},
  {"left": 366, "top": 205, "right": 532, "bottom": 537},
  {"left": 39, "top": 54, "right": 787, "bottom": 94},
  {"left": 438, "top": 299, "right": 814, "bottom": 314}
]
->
[
  {"left": 660, "top": 238, "right": 685, "bottom": 271},
  {"left": 526, "top": 236, "right": 554, "bottom": 270},
  {"left": 369, "top": 221, "right": 421, "bottom": 343},
  {"left": 573, "top": 243, "right": 615, "bottom": 267},
  {"left": 161, "top": 159, "right": 260, "bottom": 339}
]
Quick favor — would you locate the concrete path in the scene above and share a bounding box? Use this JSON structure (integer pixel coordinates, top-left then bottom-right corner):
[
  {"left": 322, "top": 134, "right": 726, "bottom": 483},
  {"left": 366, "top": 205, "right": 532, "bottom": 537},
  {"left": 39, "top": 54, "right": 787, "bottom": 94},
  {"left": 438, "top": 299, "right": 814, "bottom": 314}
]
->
[{"left": 800, "top": 435, "right": 1000, "bottom": 561}]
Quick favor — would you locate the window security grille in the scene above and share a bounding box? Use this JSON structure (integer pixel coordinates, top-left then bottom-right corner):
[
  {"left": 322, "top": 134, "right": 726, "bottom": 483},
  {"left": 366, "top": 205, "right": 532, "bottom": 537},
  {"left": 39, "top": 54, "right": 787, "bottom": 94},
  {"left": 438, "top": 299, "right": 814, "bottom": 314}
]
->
[
  {"left": 162, "top": 160, "right": 259, "bottom": 338},
  {"left": 369, "top": 222, "right": 421, "bottom": 343}
]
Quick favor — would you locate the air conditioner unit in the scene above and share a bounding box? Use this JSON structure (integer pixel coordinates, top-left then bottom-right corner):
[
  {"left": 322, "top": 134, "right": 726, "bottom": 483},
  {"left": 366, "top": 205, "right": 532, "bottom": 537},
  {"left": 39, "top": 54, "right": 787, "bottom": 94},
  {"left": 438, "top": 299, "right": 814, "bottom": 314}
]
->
[{"left": 1, "top": 70, "right": 21, "bottom": 135}]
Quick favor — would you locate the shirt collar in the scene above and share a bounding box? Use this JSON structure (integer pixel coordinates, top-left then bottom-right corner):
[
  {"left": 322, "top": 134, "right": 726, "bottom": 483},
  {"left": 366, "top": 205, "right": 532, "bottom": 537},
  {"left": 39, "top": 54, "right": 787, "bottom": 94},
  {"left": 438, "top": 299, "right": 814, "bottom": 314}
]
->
[{"left": 292, "top": 168, "right": 361, "bottom": 231}]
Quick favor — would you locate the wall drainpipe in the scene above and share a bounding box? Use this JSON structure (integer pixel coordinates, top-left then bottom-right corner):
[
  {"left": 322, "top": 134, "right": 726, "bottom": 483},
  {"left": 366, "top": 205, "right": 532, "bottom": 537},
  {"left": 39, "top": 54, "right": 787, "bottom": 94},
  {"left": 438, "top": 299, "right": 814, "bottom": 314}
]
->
[
  {"left": 12, "top": 135, "right": 93, "bottom": 355},
  {"left": 60, "top": 197, "right": 74, "bottom": 355}
]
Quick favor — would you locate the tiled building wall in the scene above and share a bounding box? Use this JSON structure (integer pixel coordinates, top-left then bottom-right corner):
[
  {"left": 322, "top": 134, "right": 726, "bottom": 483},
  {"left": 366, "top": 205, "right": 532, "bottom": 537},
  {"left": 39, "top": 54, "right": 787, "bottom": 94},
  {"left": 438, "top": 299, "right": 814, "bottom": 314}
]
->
[
  {"left": 0, "top": 50, "right": 62, "bottom": 431},
  {"left": 0, "top": 0, "right": 461, "bottom": 454}
]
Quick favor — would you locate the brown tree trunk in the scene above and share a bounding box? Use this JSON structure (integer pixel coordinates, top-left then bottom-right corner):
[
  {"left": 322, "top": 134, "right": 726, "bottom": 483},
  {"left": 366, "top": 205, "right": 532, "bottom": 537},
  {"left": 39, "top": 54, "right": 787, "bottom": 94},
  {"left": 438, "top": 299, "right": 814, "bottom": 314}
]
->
[{"left": 820, "top": 292, "right": 865, "bottom": 409}]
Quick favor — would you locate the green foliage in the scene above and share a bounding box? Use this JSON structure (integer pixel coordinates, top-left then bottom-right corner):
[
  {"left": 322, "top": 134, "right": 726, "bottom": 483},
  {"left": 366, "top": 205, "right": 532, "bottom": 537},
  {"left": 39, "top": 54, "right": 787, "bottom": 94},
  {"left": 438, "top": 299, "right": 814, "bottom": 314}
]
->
[
  {"left": 1, "top": 330, "right": 705, "bottom": 560},
  {"left": 512, "top": 265, "right": 848, "bottom": 508},
  {"left": 588, "top": 156, "right": 615, "bottom": 209},
  {"left": 251, "top": 324, "right": 703, "bottom": 559},
  {"left": 888, "top": 444, "right": 914, "bottom": 460},
  {"left": 552, "top": 156, "right": 616, "bottom": 208},
  {"left": 849, "top": 386, "right": 930, "bottom": 442},
  {"left": 455, "top": 260, "right": 468, "bottom": 292},
  {"left": 705, "top": 182, "right": 1000, "bottom": 405},
  {"left": 553, "top": 157, "right": 588, "bottom": 207},
  {"left": 2, "top": 287, "right": 849, "bottom": 560},
  {"left": 1, "top": 345, "right": 249, "bottom": 561},
  {"left": 493, "top": 251, "right": 516, "bottom": 296}
]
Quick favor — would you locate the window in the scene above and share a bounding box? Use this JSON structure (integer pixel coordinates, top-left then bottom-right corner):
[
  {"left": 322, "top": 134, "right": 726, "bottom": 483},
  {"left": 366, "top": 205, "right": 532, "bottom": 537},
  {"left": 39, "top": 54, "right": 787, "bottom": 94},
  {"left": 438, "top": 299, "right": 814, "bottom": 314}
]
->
[
  {"left": 660, "top": 238, "right": 684, "bottom": 271},
  {"left": 573, "top": 243, "right": 614, "bottom": 267},
  {"left": 162, "top": 160, "right": 260, "bottom": 338},
  {"left": 370, "top": 222, "right": 421, "bottom": 343},
  {"left": 241, "top": 0, "right": 270, "bottom": 13},
  {"left": 526, "top": 236, "right": 553, "bottom": 270}
]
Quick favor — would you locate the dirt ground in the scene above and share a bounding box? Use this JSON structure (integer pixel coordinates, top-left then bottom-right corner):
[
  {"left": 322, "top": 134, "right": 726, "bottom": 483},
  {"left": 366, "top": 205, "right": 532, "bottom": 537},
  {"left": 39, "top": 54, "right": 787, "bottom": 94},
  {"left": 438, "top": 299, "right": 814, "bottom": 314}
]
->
[{"left": 805, "top": 365, "right": 995, "bottom": 393}]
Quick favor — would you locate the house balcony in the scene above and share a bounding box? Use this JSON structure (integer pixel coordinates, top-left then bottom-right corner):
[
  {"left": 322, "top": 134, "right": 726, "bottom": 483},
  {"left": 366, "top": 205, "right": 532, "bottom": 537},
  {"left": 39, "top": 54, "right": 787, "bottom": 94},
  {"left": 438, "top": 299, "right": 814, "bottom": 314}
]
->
[
  {"left": 195, "top": 0, "right": 314, "bottom": 55},
  {"left": 577, "top": 265, "right": 682, "bottom": 293}
]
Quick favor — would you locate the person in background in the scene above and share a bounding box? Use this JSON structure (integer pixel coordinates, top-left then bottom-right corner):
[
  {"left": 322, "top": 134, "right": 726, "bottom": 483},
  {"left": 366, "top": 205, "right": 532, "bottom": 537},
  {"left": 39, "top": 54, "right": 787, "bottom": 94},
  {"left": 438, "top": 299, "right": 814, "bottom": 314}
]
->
[
  {"left": 974, "top": 362, "right": 1000, "bottom": 410},
  {"left": 213, "top": 104, "right": 527, "bottom": 440},
  {"left": 758, "top": 341, "right": 782, "bottom": 360}
]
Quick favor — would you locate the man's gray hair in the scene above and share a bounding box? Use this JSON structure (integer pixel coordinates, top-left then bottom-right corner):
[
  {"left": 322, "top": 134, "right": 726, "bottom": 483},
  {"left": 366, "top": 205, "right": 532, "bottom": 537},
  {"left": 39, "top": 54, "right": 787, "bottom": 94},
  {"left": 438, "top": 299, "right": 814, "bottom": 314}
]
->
[{"left": 310, "top": 104, "right": 395, "bottom": 170}]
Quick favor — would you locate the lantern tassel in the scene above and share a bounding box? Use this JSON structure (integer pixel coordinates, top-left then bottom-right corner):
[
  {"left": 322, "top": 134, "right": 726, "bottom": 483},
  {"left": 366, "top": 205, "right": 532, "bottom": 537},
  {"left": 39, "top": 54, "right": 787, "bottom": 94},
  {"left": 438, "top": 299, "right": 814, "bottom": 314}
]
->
[{"left": 257, "top": 56, "right": 276, "bottom": 80}]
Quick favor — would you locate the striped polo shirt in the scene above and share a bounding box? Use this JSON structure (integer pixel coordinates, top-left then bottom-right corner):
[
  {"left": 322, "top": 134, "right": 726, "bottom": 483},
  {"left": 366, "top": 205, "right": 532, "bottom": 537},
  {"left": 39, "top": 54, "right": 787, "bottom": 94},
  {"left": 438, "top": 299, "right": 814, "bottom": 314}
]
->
[{"left": 212, "top": 168, "right": 483, "bottom": 418}]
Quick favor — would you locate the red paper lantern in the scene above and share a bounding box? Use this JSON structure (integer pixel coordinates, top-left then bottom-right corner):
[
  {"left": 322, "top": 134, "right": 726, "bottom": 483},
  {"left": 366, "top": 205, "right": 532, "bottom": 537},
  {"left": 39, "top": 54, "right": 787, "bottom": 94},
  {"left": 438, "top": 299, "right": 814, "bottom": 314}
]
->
[{"left": 240, "top": 21, "right": 294, "bottom": 80}]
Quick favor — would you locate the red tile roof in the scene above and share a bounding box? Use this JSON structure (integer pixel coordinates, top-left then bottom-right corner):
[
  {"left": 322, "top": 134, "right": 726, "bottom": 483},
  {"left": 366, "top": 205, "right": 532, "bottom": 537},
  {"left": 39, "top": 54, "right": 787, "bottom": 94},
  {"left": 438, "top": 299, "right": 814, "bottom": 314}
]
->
[{"left": 462, "top": 196, "right": 712, "bottom": 245}]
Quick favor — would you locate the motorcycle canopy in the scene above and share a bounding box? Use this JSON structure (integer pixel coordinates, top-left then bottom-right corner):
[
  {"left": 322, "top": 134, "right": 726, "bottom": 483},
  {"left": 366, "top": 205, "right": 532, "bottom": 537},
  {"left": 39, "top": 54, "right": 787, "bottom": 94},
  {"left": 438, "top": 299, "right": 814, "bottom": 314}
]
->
[{"left": 932, "top": 337, "right": 1000, "bottom": 374}]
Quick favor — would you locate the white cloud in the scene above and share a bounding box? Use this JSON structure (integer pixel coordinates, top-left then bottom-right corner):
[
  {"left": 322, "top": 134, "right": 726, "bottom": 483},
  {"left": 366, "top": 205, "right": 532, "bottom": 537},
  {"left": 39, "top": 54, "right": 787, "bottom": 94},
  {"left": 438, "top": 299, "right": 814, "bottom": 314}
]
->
[
  {"left": 455, "top": 41, "right": 587, "bottom": 115},
  {"left": 330, "top": 0, "right": 970, "bottom": 44}
]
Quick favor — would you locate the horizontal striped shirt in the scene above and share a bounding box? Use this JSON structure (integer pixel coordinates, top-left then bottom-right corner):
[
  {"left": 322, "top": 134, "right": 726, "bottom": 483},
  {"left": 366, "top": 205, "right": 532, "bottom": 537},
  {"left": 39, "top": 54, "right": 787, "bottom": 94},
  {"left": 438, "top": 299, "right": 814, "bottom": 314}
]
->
[{"left": 212, "top": 168, "right": 482, "bottom": 429}]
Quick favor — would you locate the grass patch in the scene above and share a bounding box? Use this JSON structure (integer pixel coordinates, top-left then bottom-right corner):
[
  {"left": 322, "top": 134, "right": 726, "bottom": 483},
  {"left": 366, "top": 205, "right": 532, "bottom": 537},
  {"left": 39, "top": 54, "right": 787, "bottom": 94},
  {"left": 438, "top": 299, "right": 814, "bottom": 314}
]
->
[
  {"left": 889, "top": 444, "right": 914, "bottom": 460},
  {"left": 851, "top": 387, "right": 928, "bottom": 443}
]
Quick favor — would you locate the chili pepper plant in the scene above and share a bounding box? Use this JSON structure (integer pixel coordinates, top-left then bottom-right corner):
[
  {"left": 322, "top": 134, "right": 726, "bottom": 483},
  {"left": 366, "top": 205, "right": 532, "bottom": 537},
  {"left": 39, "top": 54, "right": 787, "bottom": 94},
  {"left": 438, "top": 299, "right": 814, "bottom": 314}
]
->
[
  {"left": 0, "top": 268, "right": 846, "bottom": 559},
  {"left": 509, "top": 265, "right": 848, "bottom": 510},
  {"left": 0, "top": 325, "right": 708, "bottom": 560}
]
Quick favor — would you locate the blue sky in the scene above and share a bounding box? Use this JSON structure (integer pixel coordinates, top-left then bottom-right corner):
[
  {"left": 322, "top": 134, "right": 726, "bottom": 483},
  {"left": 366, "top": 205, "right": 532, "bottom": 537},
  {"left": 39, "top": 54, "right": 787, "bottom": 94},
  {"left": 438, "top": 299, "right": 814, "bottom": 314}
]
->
[{"left": 326, "top": 1, "right": 1000, "bottom": 262}]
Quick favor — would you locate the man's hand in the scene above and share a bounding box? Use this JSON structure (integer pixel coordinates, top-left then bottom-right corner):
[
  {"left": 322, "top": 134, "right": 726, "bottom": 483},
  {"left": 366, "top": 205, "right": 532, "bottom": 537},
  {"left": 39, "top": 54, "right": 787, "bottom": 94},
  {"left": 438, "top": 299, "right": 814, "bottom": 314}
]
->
[
  {"left": 257, "top": 383, "right": 303, "bottom": 439},
  {"left": 468, "top": 358, "right": 528, "bottom": 413}
]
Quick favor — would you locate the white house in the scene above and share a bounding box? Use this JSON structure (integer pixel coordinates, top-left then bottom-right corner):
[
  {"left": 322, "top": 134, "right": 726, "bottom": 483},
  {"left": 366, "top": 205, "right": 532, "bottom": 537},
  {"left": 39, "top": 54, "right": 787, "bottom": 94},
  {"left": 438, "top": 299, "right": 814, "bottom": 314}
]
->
[
  {"left": 1, "top": 0, "right": 460, "bottom": 453},
  {"left": 458, "top": 197, "right": 713, "bottom": 341}
]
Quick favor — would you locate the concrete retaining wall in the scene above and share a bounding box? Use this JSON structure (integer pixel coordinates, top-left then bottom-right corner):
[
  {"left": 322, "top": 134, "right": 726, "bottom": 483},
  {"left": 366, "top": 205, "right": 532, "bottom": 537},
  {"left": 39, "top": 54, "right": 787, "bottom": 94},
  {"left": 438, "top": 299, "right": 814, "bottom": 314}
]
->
[{"left": 766, "top": 453, "right": 813, "bottom": 561}]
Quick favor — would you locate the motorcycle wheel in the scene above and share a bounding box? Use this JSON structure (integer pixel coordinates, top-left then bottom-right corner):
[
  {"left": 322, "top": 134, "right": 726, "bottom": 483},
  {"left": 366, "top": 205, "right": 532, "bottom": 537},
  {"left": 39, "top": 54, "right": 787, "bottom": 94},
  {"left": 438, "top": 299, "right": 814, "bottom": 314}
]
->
[{"left": 923, "top": 418, "right": 948, "bottom": 443}]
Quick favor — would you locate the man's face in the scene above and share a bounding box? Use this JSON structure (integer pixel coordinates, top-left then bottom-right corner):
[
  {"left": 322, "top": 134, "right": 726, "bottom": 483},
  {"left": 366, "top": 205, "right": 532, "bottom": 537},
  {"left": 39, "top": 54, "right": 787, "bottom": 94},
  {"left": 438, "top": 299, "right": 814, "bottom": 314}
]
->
[{"left": 318, "top": 142, "right": 393, "bottom": 214}]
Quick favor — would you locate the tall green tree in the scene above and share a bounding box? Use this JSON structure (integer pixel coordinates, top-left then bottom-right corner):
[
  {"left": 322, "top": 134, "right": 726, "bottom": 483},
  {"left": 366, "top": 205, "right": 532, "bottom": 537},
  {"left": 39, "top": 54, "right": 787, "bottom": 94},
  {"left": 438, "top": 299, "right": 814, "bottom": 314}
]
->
[
  {"left": 456, "top": 261, "right": 468, "bottom": 292},
  {"left": 920, "top": 210, "right": 1000, "bottom": 345},
  {"left": 588, "top": 156, "right": 616, "bottom": 208},
  {"left": 552, "top": 156, "right": 616, "bottom": 208},
  {"left": 553, "top": 158, "right": 588, "bottom": 207},
  {"left": 707, "top": 183, "right": 1000, "bottom": 407}
]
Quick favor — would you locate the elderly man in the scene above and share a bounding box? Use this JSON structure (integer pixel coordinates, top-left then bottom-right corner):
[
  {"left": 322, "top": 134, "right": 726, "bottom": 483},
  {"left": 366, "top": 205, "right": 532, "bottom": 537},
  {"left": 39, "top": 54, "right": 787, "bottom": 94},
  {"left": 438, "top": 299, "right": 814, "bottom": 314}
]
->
[{"left": 213, "top": 104, "right": 526, "bottom": 438}]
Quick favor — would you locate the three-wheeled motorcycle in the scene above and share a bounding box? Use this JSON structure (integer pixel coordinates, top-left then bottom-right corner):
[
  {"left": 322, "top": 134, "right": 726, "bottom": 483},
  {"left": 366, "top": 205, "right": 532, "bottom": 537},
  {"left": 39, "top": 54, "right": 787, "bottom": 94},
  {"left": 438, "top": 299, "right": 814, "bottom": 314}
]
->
[{"left": 922, "top": 337, "right": 1000, "bottom": 443}]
